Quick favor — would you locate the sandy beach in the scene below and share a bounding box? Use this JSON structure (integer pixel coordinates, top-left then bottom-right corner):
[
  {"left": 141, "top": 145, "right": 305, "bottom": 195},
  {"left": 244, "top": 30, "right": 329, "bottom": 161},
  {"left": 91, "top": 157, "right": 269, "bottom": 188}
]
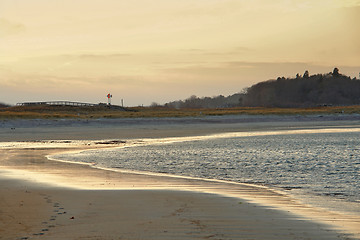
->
[{"left": 1, "top": 116, "right": 360, "bottom": 240}]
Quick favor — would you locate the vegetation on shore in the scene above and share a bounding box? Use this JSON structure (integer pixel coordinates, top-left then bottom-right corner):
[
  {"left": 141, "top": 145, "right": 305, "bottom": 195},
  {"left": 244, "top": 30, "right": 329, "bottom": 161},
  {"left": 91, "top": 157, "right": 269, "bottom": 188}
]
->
[
  {"left": 242, "top": 68, "right": 360, "bottom": 107},
  {"left": 0, "top": 103, "right": 10, "bottom": 108},
  {"left": 165, "top": 68, "right": 360, "bottom": 108},
  {"left": 1, "top": 104, "right": 360, "bottom": 119}
]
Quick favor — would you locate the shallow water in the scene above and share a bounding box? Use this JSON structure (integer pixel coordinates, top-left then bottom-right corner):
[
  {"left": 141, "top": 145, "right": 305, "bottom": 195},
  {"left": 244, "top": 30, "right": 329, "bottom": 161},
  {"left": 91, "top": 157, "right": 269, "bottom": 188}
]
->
[{"left": 52, "top": 129, "right": 360, "bottom": 215}]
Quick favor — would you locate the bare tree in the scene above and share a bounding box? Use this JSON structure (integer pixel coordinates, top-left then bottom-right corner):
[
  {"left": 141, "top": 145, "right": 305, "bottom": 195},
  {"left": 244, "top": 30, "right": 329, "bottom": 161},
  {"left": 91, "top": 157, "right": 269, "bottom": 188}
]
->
[
  {"left": 332, "top": 67, "right": 339, "bottom": 77},
  {"left": 303, "top": 70, "right": 309, "bottom": 78}
]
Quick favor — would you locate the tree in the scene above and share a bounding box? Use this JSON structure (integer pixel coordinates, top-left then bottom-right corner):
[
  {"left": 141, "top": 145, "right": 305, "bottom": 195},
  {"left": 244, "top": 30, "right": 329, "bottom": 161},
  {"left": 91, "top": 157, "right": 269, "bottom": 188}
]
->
[
  {"left": 333, "top": 67, "right": 339, "bottom": 77},
  {"left": 150, "top": 102, "right": 160, "bottom": 107},
  {"left": 303, "top": 70, "right": 309, "bottom": 78}
]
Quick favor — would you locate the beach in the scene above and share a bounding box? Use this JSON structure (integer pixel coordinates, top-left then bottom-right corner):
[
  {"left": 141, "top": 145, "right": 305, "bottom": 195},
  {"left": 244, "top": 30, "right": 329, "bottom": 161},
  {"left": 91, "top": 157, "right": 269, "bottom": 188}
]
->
[{"left": 1, "top": 115, "right": 360, "bottom": 239}]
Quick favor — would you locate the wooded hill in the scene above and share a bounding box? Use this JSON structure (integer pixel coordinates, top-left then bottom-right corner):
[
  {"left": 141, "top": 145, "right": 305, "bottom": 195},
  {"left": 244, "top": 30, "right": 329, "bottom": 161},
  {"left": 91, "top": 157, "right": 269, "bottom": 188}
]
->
[{"left": 165, "top": 68, "right": 360, "bottom": 108}]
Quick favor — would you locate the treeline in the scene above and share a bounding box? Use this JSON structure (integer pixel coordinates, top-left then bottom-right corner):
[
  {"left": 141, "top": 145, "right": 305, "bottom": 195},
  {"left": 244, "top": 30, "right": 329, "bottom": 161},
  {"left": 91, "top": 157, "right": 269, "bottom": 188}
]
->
[
  {"left": 163, "top": 68, "right": 360, "bottom": 108},
  {"left": 242, "top": 68, "right": 360, "bottom": 107},
  {"left": 163, "top": 94, "right": 244, "bottom": 109},
  {"left": 0, "top": 103, "right": 10, "bottom": 108}
]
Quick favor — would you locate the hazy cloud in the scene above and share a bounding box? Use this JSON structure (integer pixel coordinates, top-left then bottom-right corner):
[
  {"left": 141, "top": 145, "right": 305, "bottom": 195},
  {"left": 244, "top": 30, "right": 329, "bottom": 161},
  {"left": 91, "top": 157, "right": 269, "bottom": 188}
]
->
[
  {"left": 179, "top": 47, "right": 254, "bottom": 56},
  {"left": 0, "top": 69, "right": 163, "bottom": 89},
  {"left": 75, "top": 53, "right": 132, "bottom": 60},
  {"left": 161, "top": 61, "right": 360, "bottom": 86},
  {"left": 0, "top": 18, "right": 26, "bottom": 36},
  {"left": 41, "top": 53, "right": 132, "bottom": 61}
]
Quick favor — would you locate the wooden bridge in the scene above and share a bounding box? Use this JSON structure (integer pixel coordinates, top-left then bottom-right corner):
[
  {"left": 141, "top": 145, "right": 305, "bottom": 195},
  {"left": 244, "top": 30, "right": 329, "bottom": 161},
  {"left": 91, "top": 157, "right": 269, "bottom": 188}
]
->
[
  {"left": 16, "top": 101, "right": 98, "bottom": 107},
  {"left": 16, "top": 101, "right": 129, "bottom": 111}
]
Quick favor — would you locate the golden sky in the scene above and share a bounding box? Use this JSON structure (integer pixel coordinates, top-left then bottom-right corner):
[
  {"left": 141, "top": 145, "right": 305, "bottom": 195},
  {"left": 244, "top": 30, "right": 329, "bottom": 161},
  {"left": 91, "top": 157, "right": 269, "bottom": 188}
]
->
[{"left": 1, "top": 0, "right": 359, "bottom": 106}]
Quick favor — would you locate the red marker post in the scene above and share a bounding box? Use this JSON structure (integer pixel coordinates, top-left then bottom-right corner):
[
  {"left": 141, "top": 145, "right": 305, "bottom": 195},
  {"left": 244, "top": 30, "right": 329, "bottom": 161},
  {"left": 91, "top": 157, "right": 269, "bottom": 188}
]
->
[{"left": 107, "top": 93, "right": 112, "bottom": 105}]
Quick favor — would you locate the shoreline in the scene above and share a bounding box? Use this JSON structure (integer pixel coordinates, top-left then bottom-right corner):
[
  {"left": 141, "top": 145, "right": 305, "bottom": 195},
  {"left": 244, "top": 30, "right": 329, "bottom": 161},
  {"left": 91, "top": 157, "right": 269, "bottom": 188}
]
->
[
  {"left": 1, "top": 114, "right": 360, "bottom": 142},
  {"left": 1, "top": 119, "right": 360, "bottom": 239}
]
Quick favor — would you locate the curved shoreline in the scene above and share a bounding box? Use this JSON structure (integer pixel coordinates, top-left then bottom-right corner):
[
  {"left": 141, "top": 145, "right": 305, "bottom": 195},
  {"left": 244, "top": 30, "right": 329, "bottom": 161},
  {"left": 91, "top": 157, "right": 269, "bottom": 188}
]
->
[
  {"left": 47, "top": 127, "right": 360, "bottom": 214},
  {"left": 0, "top": 141, "right": 358, "bottom": 239}
]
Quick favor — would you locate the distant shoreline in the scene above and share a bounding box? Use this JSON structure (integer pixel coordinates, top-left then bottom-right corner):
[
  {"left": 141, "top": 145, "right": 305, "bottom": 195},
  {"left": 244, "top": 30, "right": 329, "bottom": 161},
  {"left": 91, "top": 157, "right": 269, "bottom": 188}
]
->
[
  {"left": 1, "top": 105, "right": 360, "bottom": 119},
  {"left": 1, "top": 114, "right": 360, "bottom": 142}
]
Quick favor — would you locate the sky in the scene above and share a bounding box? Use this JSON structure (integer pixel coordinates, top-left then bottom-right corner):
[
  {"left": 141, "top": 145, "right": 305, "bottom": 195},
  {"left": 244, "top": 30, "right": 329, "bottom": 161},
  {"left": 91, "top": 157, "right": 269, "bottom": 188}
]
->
[{"left": 1, "top": 0, "right": 360, "bottom": 106}]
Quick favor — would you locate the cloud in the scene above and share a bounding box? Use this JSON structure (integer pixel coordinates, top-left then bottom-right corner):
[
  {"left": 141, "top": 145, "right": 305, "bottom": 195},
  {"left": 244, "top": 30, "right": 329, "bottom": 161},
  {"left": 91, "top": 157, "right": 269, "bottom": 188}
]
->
[
  {"left": 0, "top": 18, "right": 26, "bottom": 36},
  {"left": 161, "top": 61, "right": 360, "bottom": 84},
  {"left": 0, "top": 69, "right": 159, "bottom": 90},
  {"left": 39, "top": 53, "right": 132, "bottom": 62},
  {"left": 340, "top": 0, "right": 360, "bottom": 7},
  {"left": 179, "top": 46, "right": 254, "bottom": 56},
  {"left": 74, "top": 53, "right": 132, "bottom": 60}
]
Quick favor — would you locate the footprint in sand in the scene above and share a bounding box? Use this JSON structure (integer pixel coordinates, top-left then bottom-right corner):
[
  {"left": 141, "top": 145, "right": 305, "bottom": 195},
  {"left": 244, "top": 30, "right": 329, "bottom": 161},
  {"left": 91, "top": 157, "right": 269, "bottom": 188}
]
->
[{"left": 33, "top": 233, "right": 44, "bottom": 236}]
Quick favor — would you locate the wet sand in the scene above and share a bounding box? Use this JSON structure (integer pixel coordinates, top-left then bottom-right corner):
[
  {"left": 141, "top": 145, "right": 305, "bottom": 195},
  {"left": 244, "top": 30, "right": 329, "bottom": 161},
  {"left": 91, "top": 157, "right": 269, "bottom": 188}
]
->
[{"left": 1, "top": 117, "right": 360, "bottom": 239}]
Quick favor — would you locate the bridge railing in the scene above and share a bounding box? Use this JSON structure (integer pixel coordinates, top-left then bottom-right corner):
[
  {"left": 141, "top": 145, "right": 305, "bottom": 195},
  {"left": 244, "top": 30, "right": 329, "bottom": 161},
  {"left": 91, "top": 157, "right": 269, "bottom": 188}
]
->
[{"left": 16, "top": 101, "right": 97, "bottom": 107}]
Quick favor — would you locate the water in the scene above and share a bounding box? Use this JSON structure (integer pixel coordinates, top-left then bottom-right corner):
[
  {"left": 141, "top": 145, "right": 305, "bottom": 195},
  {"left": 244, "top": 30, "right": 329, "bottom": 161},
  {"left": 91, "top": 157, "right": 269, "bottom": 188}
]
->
[{"left": 52, "top": 129, "right": 360, "bottom": 214}]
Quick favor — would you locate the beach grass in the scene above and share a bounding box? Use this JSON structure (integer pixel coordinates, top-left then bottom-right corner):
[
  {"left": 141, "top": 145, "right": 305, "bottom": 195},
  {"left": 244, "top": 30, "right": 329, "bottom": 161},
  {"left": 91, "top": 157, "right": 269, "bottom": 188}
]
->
[{"left": 0, "top": 105, "right": 360, "bottom": 119}]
